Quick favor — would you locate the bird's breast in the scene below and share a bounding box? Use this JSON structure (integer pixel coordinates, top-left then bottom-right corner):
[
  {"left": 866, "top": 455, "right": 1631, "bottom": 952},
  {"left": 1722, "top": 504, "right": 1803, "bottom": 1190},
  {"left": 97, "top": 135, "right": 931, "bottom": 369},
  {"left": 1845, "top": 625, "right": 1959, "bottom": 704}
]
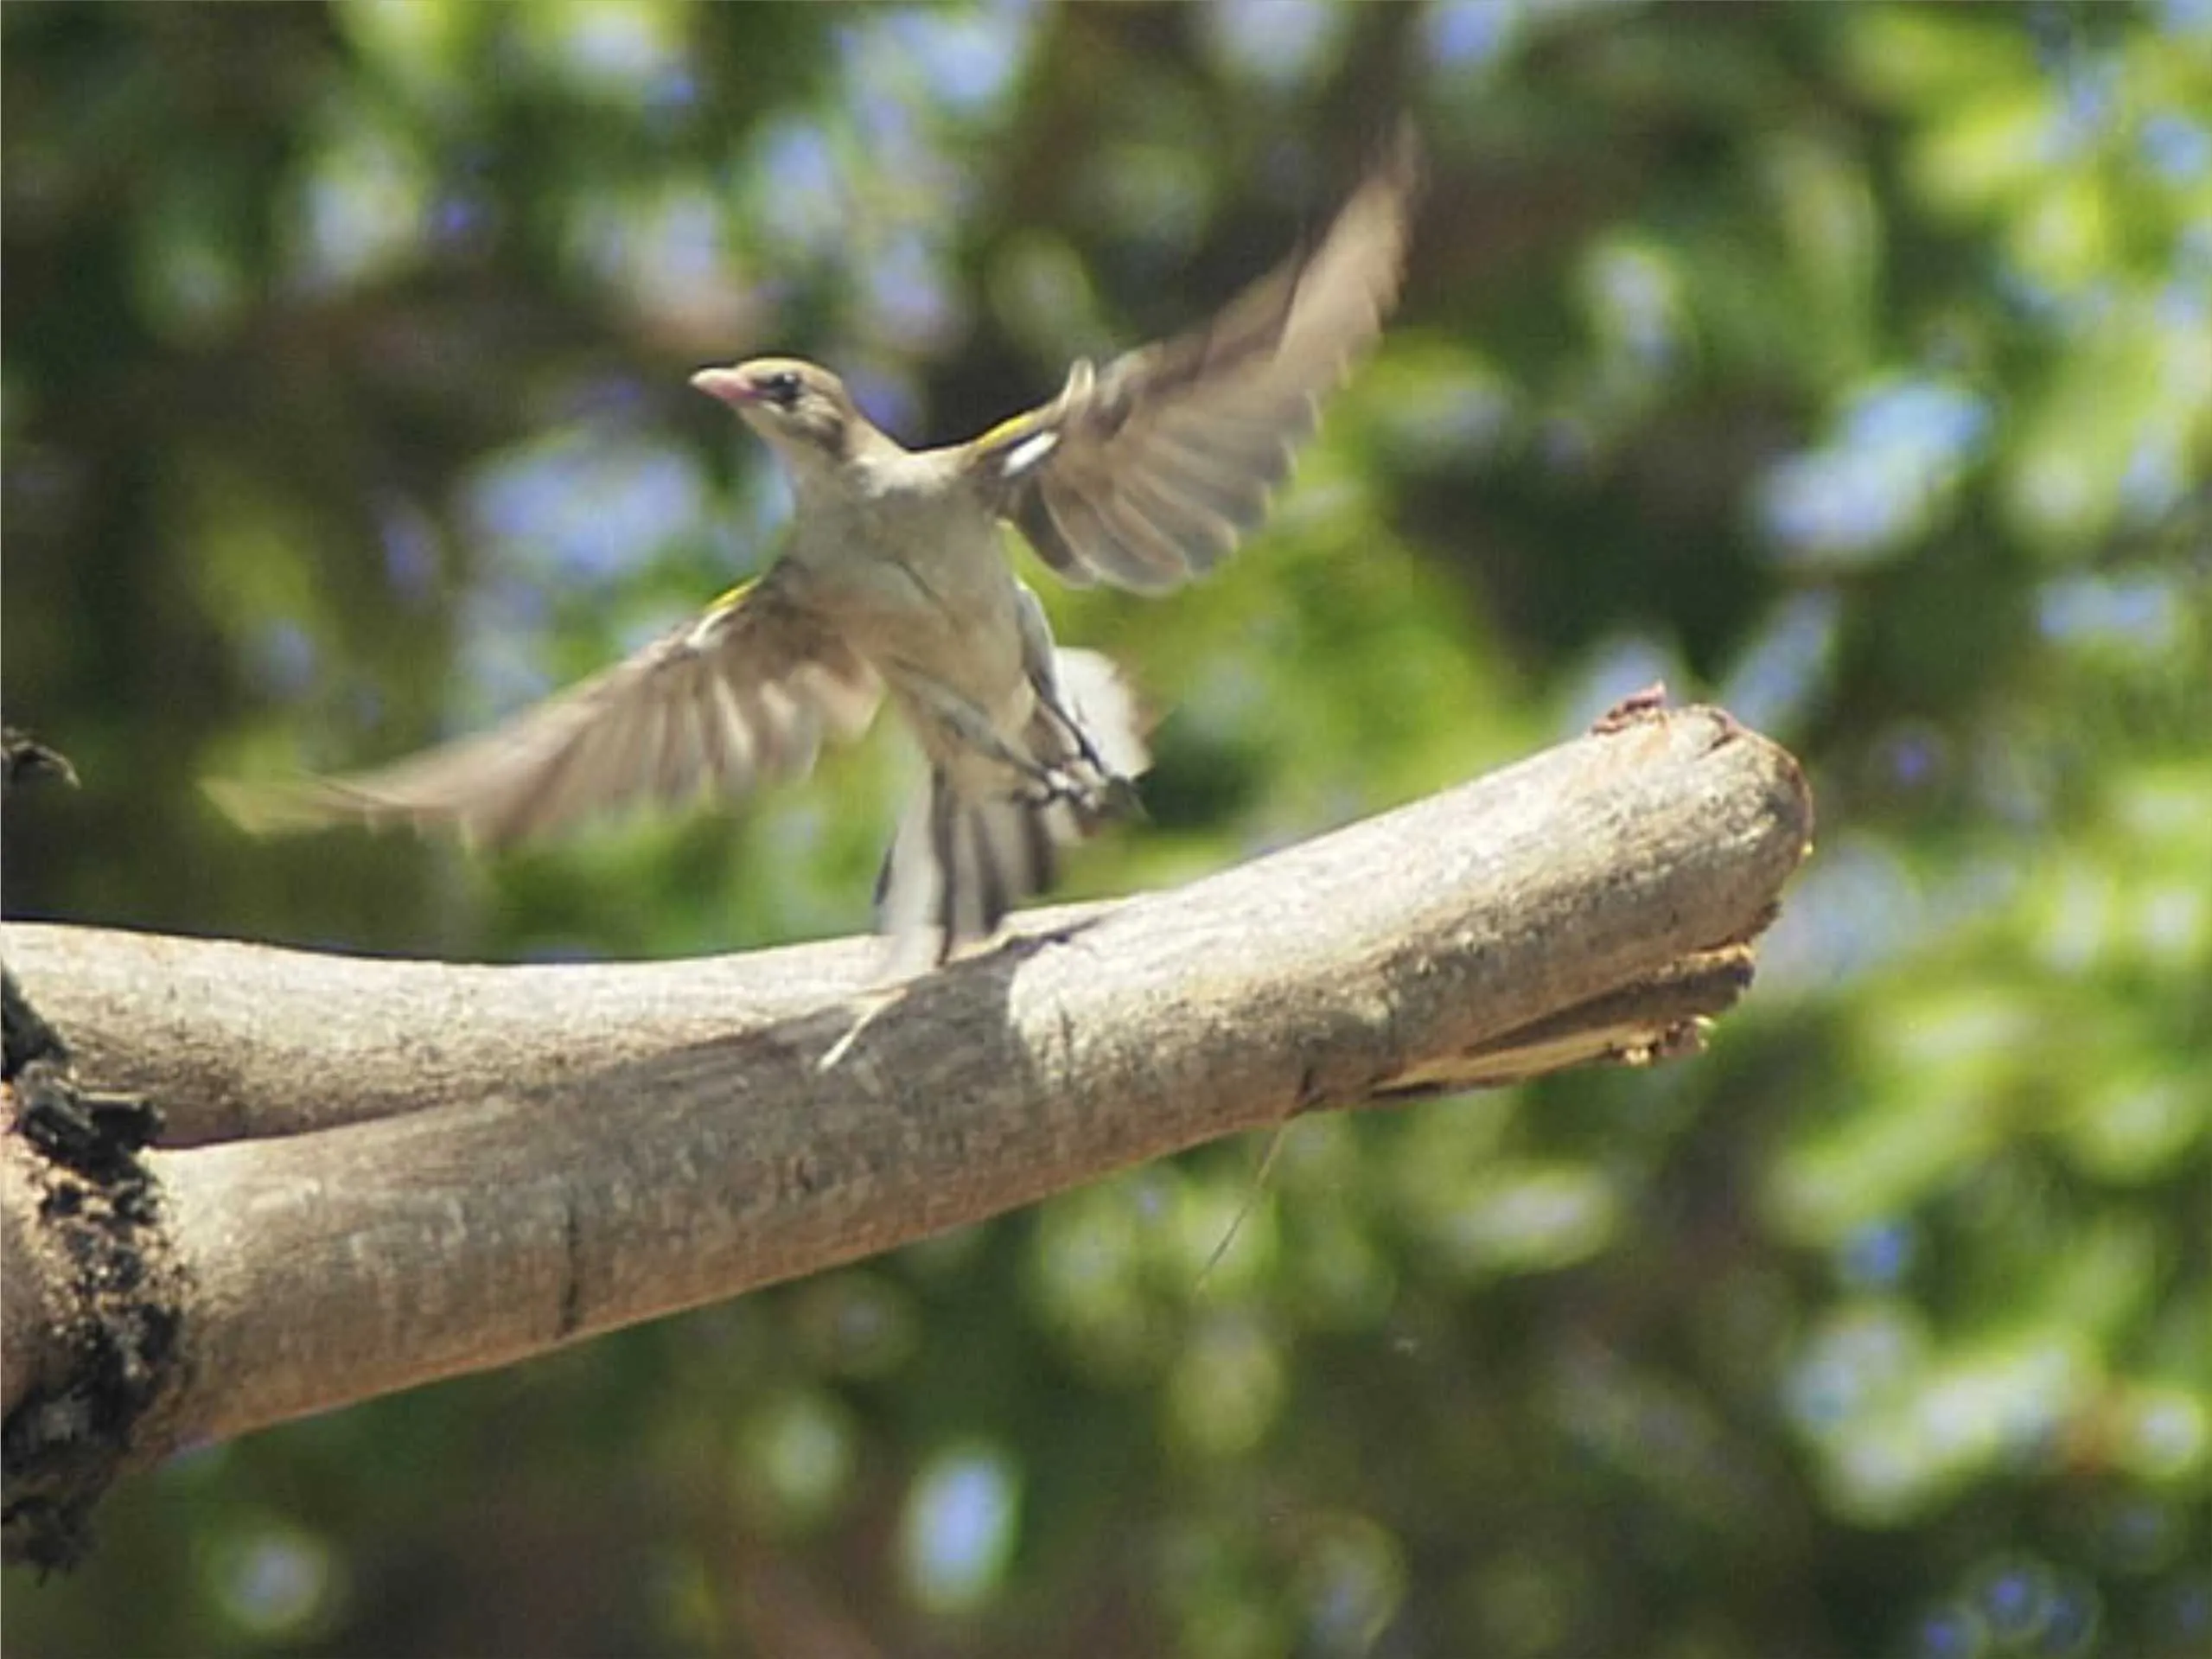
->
[{"left": 781, "top": 483, "right": 1026, "bottom": 706}]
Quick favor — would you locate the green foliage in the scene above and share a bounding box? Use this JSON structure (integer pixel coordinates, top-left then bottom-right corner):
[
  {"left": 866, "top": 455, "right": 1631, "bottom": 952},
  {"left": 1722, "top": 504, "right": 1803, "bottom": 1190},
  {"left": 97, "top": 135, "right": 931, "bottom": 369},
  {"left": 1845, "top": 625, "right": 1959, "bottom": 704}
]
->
[{"left": 4, "top": 3, "right": 2207, "bottom": 1656}]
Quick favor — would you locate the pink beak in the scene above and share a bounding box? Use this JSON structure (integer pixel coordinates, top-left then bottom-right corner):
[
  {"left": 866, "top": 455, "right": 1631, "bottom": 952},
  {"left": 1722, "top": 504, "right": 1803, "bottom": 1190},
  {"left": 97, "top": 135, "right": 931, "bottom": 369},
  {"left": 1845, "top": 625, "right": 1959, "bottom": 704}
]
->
[{"left": 690, "top": 367, "right": 757, "bottom": 406}]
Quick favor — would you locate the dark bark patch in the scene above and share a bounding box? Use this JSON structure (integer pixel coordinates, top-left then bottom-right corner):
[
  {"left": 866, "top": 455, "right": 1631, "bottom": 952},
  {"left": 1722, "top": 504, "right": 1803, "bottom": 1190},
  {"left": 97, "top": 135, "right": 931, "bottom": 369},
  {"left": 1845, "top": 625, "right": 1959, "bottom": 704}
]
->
[{"left": 3, "top": 970, "right": 185, "bottom": 1573}]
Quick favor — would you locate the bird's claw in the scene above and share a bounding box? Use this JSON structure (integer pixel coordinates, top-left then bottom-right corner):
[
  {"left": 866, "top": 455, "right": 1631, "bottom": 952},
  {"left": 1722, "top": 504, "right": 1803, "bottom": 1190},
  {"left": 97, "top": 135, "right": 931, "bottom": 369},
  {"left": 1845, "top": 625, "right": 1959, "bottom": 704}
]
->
[{"left": 1017, "top": 766, "right": 1141, "bottom": 820}]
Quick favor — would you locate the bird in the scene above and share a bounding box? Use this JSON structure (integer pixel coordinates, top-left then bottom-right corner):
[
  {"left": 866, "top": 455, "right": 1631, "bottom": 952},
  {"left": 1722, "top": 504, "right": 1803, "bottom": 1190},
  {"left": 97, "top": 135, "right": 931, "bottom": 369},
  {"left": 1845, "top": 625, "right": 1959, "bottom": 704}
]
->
[{"left": 214, "top": 131, "right": 1419, "bottom": 977}]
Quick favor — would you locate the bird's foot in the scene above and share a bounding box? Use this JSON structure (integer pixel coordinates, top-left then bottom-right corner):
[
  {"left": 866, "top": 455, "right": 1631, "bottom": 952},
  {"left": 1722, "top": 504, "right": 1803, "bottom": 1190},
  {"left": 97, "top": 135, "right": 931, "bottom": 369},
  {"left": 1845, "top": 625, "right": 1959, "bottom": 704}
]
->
[{"left": 1015, "top": 766, "right": 1145, "bottom": 832}]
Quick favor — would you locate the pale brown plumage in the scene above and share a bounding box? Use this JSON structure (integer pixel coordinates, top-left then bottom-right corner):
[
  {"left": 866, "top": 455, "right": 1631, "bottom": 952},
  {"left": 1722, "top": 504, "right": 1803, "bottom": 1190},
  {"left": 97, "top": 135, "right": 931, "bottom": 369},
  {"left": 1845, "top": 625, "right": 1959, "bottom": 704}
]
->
[{"left": 215, "top": 131, "right": 1420, "bottom": 971}]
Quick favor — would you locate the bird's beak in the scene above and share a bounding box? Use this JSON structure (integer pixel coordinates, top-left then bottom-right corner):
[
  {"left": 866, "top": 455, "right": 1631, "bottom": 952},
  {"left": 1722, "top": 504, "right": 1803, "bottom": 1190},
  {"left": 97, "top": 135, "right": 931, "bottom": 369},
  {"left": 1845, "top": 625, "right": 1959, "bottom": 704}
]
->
[{"left": 690, "top": 367, "right": 757, "bottom": 406}]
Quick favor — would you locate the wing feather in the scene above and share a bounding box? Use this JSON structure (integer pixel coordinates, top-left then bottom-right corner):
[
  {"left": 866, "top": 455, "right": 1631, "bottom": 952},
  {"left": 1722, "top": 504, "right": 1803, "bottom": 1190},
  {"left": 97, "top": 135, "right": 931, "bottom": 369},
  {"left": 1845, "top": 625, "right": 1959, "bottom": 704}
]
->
[
  {"left": 211, "top": 569, "right": 883, "bottom": 847},
  {"left": 1112, "top": 471, "right": 1240, "bottom": 574},
  {"left": 972, "top": 128, "right": 1417, "bottom": 592}
]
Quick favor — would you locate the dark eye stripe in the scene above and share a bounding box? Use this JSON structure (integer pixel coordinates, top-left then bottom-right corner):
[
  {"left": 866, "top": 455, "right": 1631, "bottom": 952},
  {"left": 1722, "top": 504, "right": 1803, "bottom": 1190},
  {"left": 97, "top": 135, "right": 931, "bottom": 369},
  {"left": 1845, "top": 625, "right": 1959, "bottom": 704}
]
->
[{"left": 759, "top": 371, "right": 803, "bottom": 408}]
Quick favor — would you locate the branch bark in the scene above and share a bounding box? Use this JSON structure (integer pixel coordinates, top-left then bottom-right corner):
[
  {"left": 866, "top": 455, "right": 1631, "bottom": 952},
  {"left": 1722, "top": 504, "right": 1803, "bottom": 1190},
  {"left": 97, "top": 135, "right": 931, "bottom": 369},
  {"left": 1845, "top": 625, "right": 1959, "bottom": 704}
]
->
[{"left": 3, "top": 701, "right": 1810, "bottom": 1564}]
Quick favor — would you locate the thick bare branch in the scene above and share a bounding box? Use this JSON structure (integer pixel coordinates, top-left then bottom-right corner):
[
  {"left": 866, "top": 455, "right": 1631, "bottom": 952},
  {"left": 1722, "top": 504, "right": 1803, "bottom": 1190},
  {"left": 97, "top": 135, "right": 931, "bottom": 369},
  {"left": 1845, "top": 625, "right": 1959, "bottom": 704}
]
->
[{"left": 3, "top": 704, "right": 1810, "bottom": 1512}]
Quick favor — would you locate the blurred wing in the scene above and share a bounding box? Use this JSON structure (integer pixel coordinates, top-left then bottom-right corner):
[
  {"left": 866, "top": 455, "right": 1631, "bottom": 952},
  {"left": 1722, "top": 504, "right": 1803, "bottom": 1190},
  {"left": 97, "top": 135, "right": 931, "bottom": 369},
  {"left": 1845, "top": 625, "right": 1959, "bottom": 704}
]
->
[
  {"left": 211, "top": 572, "right": 883, "bottom": 847},
  {"left": 970, "top": 129, "right": 1418, "bottom": 594}
]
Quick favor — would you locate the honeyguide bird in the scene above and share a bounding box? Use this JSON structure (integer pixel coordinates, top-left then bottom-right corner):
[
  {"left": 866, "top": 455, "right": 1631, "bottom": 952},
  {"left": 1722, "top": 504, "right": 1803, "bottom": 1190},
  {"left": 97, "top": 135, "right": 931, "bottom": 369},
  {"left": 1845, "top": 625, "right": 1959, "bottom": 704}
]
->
[{"left": 215, "top": 132, "right": 1418, "bottom": 976}]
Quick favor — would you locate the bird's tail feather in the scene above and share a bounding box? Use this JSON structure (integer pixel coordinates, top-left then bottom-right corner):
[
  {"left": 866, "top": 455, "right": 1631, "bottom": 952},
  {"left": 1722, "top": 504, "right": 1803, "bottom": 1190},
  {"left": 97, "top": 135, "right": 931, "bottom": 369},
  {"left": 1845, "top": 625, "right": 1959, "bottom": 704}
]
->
[
  {"left": 1042, "top": 647, "right": 1150, "bottom": 787},
  {"left": 875, "top": 648, "right": 1149, "bottom": 979}
]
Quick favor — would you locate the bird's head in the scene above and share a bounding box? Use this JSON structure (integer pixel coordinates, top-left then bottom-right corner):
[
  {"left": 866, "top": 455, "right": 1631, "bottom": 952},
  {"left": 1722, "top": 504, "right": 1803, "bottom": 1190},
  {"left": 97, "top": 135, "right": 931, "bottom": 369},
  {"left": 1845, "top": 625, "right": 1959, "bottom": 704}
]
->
[{"left": 691, "top": 358, "right": 870, "bottom": 482}]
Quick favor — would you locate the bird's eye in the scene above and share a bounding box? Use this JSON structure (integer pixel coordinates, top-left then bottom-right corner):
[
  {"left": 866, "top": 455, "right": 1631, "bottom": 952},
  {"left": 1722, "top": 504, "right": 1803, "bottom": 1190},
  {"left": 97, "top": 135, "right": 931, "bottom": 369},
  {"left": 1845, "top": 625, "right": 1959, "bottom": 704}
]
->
[{"left": 759, "top": 371, "right": 803, "bottom": 409}]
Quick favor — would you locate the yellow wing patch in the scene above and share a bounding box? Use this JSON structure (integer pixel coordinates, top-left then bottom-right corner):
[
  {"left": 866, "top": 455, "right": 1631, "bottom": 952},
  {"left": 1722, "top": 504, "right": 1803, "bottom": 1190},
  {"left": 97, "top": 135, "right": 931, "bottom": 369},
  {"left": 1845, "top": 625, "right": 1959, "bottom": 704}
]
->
[
  {"left": 705, "top": 577, "right": 759, "bottom": 616},
  {"left": 972, "top": 406, "right": 1051, "bottom": 454}
]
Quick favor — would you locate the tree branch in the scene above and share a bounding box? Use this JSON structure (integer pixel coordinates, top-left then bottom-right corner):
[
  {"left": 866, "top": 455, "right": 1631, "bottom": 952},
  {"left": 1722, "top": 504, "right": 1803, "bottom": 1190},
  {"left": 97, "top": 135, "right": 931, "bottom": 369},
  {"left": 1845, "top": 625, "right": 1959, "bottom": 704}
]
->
[{"left": 3, "top": 701, "right": 1811, "bottom": 1565}]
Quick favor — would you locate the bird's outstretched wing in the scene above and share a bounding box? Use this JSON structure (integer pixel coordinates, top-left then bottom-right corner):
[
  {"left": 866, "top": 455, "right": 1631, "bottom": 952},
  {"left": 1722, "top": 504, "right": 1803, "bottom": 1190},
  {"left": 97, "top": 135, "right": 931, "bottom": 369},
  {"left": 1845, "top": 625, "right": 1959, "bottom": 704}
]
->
[
  {"left": 211, "top": 572, "right": 883, "bottom": 847},
  {"left": 968, "top": 128, "right": 1418, "bottom": 594}
]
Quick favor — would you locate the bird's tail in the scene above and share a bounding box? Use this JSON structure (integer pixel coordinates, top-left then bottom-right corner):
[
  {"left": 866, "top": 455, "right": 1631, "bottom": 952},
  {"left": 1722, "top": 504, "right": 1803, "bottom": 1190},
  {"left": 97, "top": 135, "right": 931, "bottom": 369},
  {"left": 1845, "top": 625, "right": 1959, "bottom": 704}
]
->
[{"left": 875, "top": 648, "right": 1149, "bottom": 979}]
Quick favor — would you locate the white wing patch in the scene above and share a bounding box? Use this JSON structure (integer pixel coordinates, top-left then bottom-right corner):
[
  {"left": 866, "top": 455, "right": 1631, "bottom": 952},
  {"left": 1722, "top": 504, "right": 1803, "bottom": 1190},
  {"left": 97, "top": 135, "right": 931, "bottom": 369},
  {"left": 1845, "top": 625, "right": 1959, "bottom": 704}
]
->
[{"left": 1000, "top": 429, "right": 1061, "bottom": 479}]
